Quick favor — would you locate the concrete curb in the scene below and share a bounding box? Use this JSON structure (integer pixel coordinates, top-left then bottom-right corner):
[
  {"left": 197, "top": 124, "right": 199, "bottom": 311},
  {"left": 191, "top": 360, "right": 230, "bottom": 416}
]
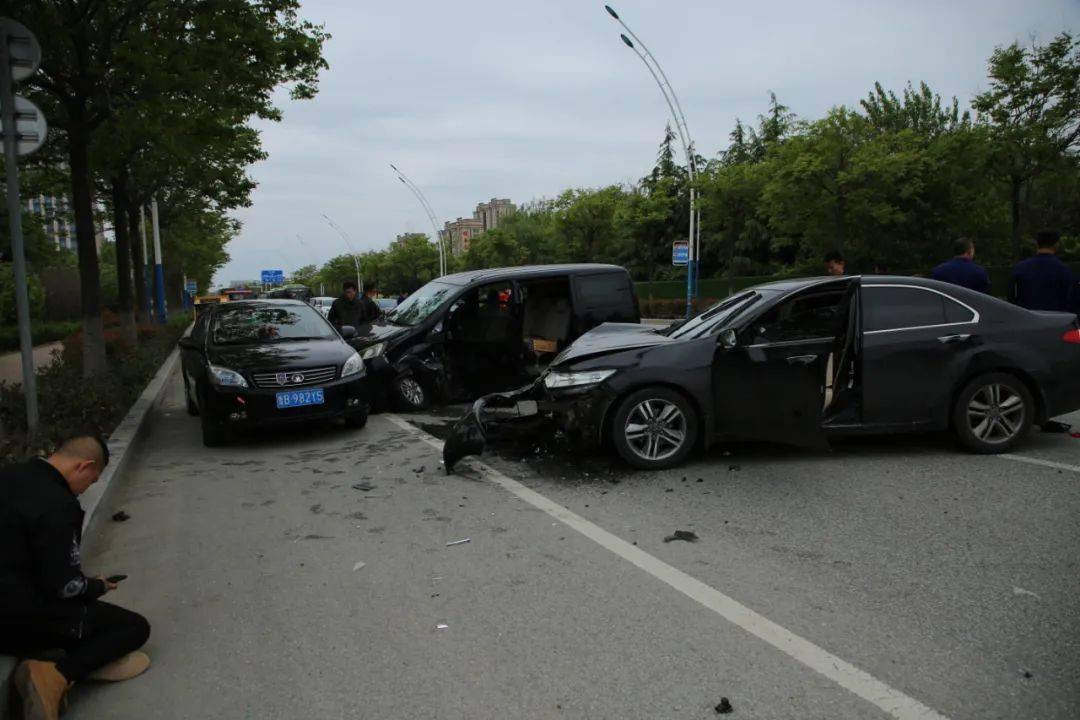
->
[{"left": 1, "top": 347, "right": 180, "bottom": 719}]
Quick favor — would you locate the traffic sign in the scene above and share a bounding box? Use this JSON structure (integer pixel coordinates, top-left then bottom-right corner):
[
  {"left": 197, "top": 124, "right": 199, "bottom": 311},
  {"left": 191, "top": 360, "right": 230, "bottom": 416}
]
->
[
  {"left": 0, "top": 94, "right": 47, "bottom": 156},
  {"left": 672, "top": 241, "right": 689, "bottom": 266},
  {"left": 0, "top": 19, "right": 41, "bottom": 82},
  {"left": 261, "top": 269, "right": 284, "bottom": 284},
  {"left": 184, "top": 279, "right": 198, "bottom": 294}
]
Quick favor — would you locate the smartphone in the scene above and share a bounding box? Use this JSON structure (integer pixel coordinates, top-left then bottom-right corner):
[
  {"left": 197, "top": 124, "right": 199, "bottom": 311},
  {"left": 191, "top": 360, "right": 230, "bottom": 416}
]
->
[{"left": 106, "top": 574, "right": 127, "bottom": 583}]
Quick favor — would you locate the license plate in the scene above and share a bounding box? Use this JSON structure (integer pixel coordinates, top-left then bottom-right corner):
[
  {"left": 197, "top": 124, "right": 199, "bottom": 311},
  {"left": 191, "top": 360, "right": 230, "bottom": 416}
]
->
[{"left": 275, "top": 388, "right": 325, "bottom": 409}]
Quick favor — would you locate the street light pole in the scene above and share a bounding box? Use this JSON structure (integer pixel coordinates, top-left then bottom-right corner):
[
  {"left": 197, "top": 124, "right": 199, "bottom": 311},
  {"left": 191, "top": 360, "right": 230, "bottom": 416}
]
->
[
  {"left": 150, "top": 196, "right": 167, "bottom": 323},
  {"left": 390, "top": 164, "right": 446, "bottom": 277},
  {"left": 321, "top": 213, "right": 362, "bottom": 292},
  {"left": 605, "top": 5, "right": 700, "bottom": 318}
]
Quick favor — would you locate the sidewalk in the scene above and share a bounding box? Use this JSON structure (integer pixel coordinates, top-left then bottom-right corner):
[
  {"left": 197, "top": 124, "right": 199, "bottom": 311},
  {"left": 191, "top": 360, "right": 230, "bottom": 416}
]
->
[{"left": 0, "top": 341, "right": 63, "bottom": 386}]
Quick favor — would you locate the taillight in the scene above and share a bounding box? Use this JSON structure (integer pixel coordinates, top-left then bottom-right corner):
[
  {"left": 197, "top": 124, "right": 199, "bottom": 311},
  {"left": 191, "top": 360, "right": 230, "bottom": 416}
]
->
[{"left": 1064, "top": 328, "right": 1080, "bottom": 344}]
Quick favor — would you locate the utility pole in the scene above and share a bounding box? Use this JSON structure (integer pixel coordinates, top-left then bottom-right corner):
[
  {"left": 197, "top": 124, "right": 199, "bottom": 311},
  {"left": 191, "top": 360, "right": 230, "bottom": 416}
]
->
[
  {"left": 150, "top": 197, "right": 166, "bottom": 323},
  {"left": 1, "top": 18, "right": 46, "bottom": 435},
  {"left": 139, "top": 204, "right": 152, "bottom": 321}
]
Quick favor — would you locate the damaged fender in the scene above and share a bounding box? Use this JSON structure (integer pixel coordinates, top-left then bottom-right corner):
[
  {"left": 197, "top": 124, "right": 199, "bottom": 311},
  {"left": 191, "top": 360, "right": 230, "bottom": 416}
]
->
[{"left": 443, "top": 384, "right": 545, "bottom": 473}]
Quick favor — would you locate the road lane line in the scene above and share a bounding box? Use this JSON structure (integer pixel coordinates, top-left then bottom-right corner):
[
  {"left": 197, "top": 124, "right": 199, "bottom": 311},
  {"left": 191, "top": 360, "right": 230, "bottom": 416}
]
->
[
  {"left": 999, "top": 453, "right": 1080, "bottom": 474},
  {"left": 385, "top": 414, "right": 950, "bottom": 720}
]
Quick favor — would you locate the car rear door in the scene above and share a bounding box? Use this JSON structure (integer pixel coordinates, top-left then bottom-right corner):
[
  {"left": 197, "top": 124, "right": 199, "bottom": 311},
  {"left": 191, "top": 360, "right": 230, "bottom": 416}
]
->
[
  {"left": 713, "top": 278, "right": 859, "bottom": 447},
  {"left": 860, "top": 283, "right": 979, "bottom": 428}
]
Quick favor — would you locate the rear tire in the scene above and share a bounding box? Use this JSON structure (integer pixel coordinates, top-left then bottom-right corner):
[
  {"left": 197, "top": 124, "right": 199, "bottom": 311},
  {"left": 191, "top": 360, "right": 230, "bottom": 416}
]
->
[
  {"left": 610, "top": 387, "right": 697, "bottom": 470},
  {"left": 393, "top": 376, "right": 429, "bottom": 411},
  {"left": 952, "top": 372, "right": 1033, "bottom": 454}
]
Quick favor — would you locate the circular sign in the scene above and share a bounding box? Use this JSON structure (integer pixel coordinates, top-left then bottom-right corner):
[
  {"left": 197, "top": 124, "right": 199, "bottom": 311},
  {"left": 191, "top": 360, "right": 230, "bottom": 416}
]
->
[
  {"left": 0, "top": 18, "right": 42, "bottom": 82},
  {"left": 0, "top": 95, "right": 48, "bottom": 156}
]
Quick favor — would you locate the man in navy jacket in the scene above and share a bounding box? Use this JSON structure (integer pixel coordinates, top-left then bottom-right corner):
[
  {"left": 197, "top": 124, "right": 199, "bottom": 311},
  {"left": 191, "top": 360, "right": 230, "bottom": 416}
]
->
[
  {"left": 931, "top": 238, "right": 992, "bottom": 293},
  {"left": 1009, "top": 229, "right": 1079, "bottom": 313}
]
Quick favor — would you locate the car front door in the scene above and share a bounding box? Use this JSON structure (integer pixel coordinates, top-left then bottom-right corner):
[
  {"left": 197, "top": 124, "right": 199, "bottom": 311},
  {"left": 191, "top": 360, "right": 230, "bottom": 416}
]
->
[
  {"left": 712, "top": 278, "right": 859, "bottom": 447},
  {"left": 179, "top": 311, "right": 211, "bottom": 406},
  {"left": 860, "top": 283, "right": 979, "bottom": 429}
]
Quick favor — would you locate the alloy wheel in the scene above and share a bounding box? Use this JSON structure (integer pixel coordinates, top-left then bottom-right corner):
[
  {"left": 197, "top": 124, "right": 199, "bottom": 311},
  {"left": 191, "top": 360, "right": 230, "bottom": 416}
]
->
[
  {"left": 967, "top": 383, "right": 1025, "bottom": 445},
  {"left": 398, "top": 378, "right": 425, "bottom": 408},
  {"left": 624, "top": 398, "right": 687, "bottom": 462}
]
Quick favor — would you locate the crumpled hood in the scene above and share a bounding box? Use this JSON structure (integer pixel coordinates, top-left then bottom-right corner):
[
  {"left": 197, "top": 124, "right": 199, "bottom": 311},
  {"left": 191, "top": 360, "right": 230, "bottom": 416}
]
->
[
  {"left": 351, "top": 319, "right": 413, "bottom": 348},
  {"left": 552, "top": 322, "right": 674, "bottom": 367}
]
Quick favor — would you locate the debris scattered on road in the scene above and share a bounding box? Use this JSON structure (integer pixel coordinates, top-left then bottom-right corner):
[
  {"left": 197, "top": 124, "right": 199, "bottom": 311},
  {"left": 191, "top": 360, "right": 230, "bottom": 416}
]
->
[
  {"left": 714, "top": 697, "right": 733, "bottom": 714},
  {"left": 413, "top": 465, "right": 425, "bottom": 474},
  {"left": 1041, "top": 420, "right": 1072, "bottom": 433},
  {"left": 446, "top": 538, "right": 471, "bottom": 547},
  {"left": 352, "top": 561, "right": 365, "bottom": 571},
  {"left": 1012, "top": 586, "right": 1041, "bottom": 599},
  {"left": 728, "top": 464, "right": 741, "bottom": 471},
  {"left": 431, "top": 593, "right": 440, "bottom": 598},
  {"left": 697, "top": 478, "right": 703, "bottom": 483},
  {"left": 664, "top": 530, "right": 699, "bottom": 543},
  {"left": 665, "top": 488, "right": 673, "bottom": 493},
  {"left": 351, "top": 482, "right": 377, "bottom": 492},
  {"left": 1021, "top": 670, "right": 1033, "bottom": 679},
  {"left": 435, "top": 623, "right": 449, "bottom": 630},
  {"left": 111, "top": 511, "right": 131, "bottom": 522}
]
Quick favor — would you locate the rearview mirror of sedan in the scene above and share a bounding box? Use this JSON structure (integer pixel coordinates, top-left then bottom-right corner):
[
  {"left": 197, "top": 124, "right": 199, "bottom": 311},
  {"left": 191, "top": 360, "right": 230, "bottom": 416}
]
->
[
  {"left": 340, "top": 325, "right": 357, "bottom": 339},
  {"left": 719, "top": 329, "right": 737, "bottom": 349}
]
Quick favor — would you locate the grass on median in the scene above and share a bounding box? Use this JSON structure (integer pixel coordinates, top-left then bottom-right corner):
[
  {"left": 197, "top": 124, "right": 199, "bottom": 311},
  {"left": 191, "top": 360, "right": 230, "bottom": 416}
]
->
[{"left": 0, "top": 312, "right": 191, "bottom": 462}]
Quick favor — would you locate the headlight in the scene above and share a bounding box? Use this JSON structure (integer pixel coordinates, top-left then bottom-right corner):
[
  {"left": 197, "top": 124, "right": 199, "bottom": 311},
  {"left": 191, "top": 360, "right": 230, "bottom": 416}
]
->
[
  {"left": 359, "top": 342, "right": 386, "bottom": 360},
  {"left": 543, "top": 369, "right": 616, "bottom": 389},
  {"left": 209, "top": 365, "right": 248, "bottom": 388},
  {"left": 341, "top": 351, "right": 366, "bottom": 378}
]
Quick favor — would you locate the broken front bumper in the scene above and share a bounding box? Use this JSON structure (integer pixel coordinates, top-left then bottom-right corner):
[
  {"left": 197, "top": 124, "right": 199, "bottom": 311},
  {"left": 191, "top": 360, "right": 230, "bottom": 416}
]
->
[{"left": 442, "top": 379, "right": 615, "bottom": 472}]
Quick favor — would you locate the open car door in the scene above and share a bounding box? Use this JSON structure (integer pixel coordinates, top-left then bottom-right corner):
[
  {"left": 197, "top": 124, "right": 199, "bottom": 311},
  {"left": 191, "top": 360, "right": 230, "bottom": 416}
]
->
[{"left": 712, "top": 277, "right": 860, "bottom": 448}]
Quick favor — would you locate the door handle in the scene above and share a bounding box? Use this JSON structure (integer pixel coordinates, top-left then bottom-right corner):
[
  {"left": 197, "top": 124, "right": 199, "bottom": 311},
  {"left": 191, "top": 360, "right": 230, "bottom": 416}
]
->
[
  {"left": 937, "top": 334, "right": 971, "bottom": 344},
  {"left": 785, "top": 354, "right": 818, "bottom": 365}
]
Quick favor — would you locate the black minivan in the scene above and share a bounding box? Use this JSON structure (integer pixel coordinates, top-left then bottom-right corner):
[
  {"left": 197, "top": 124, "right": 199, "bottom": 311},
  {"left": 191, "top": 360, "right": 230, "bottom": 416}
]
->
[{"left": 350, "top": 264, "right": 640, "bottom": 409}]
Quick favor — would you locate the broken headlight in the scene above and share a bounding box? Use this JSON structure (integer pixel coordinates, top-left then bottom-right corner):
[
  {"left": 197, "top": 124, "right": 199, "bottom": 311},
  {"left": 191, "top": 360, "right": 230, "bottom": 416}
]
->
[
  {"left": 359, "top": 342, "right": 386, "bottom": 360},
  {"left": 543, "top": 369, "right": 616, "bottom": 390}
]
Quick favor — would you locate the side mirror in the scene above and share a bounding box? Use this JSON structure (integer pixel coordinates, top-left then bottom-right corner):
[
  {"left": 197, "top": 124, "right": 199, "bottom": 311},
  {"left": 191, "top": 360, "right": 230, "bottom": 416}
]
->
[
  {"left": 719, "top": 329, "right": 737, "bottom": 349},
  {"left": 340, "top": 325, "right": 357, "bottom": 339}
]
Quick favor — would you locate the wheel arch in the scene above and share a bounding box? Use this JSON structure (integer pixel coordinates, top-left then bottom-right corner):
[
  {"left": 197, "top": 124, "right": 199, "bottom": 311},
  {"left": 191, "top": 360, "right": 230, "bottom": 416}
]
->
[
  {"left": 599, "top": 381, "right": 709, "bottom": 449},
  {"left": 949, "top": 366, "right": 1047, "bottom": 428}
]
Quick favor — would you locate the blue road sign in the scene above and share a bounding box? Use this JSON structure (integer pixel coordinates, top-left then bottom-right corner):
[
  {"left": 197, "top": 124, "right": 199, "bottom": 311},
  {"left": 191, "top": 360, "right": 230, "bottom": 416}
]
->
[
  {"left": 184, "top": 279, "right": 197, "bottom": 293},
  {"left": 261, "top": 269, "right": 284, "bottom": 284},
  {"left": 672, "top": 241, "right": 689, "bottom": 266}
]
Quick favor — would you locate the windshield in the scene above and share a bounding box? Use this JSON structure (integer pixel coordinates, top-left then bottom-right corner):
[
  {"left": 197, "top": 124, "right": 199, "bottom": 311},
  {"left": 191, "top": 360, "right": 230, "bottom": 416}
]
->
[
  {"left": 386, "top": 280, "right": 458, "bottom": 327},
  {"left": 666, "top": 291, "right": 770, "bottom": 339},
  {"left": 211, "top": 303, "right": 335, "bottom": 345}
]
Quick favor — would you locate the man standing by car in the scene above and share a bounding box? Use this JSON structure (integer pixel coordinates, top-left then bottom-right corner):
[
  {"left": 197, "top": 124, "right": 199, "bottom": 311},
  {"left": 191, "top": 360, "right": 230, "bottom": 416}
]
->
[
  {"left": 328, "top": 280, "right": 365, "bottom": 330},
  {"left": 1009, "top": 229, "right": 1079, "bottom": 313},
  {"left": 361, "top": 284, "right": 381, "bottom": 322},
  {"left": 0, "top": 436, "right": 151, "bottom": 720},
  {"left": 931, "top": 237, "right": 991, "bottom": 293},
  {"left": 824, "top": 250, "right": 845, "bottom": 276}
]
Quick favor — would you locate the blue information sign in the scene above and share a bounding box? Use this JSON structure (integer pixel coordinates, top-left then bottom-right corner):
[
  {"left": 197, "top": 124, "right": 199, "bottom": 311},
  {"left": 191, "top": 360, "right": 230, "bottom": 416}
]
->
[
  {"left": 261, "top": 269, "right": 285, "bottom": 284},
  {"left": 672, "top": 242, "right": 689, "bottom": 266}
]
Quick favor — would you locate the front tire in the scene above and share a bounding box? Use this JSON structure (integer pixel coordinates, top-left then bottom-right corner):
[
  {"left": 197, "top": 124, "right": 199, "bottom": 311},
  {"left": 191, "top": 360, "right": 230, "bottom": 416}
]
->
[
  {"left": 393, "top": 376, "right": 429, "bottom": 411},
  {"left": 345, "top": 404, "right": 369, "bottom": 429},
  {"left": 199, "top": 388, "right": 230, "bottom": 447},
  {"left": 610, "top": 387, "right": 698, "bottom": 470},
  {"left": 183, "top": 377, "right": 199, "bottom": 416},
  {"left": 952, "top": 372, "right": 1033, "bottom": 454}
]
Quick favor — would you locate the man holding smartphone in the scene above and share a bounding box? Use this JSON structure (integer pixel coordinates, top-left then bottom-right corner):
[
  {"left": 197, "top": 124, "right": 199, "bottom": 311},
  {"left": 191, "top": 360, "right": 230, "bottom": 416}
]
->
[{"left": 0, "top": 436, "right": 151, "bottom": 720}]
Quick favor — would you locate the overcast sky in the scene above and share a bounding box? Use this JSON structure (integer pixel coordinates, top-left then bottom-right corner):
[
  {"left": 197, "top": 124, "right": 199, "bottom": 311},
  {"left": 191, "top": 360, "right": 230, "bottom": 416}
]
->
[{"left": 213, "top": 0, "right": 1079, "bottom": 285}]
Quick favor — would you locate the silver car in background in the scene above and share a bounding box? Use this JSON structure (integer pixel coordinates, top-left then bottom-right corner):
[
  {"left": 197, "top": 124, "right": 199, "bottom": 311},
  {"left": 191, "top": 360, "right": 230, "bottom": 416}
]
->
[{"left": 310, "top": 296, "right": 336, "bottom": 318}]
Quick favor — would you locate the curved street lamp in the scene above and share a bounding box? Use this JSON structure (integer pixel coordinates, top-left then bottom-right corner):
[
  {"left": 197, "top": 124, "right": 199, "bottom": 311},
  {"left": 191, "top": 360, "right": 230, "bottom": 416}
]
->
[
  {"left": 320, "top": 213, "right": 363, "bottom": 292},
  {"left": 605, "top": 5, "right": 700, "bottom": 318},
  {"left": 390, "top": 163, "right": 447, "bottom": 277}
]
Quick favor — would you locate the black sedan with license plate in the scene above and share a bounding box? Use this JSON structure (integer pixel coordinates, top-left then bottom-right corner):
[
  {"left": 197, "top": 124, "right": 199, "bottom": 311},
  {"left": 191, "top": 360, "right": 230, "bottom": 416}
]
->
[
  {"left": 179, "top": 300, "right": 370, "bottom": 446},
  {"left": 445, "top": 275, "right": 1080, "bottom": 470}
]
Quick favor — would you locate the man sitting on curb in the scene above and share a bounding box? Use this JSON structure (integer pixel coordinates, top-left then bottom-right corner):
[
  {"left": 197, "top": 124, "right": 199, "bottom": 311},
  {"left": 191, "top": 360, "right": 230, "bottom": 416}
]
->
[{"left": 0, "top": 436, "right": 151, "bottom": 720}]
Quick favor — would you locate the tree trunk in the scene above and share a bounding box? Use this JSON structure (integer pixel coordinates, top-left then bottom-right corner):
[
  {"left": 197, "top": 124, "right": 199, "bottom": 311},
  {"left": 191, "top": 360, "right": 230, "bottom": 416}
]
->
[
  {"left": 67, "top": 109, "right": 108, "bottom": 377},
  {"left": 1010, "top": 176, "right": 1023, "bottom": 262},
  {"left": 127, "top": 200, "right": 148, "bottom": 323},
  {"left": 110, "top": 174, "right": 137, "bottom": 346}
]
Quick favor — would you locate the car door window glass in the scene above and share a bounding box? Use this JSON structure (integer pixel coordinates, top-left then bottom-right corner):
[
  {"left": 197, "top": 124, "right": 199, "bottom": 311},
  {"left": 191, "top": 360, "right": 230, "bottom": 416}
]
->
[
  {"left": 943, "top": 296, "right": 976, "bottom": 324},
  {"left": 577, "top": 273, "right": 630, "bottom": 309},
  {"left": 745, "top": 290, "right": 845, "bottom": 344},
  {"left": 863, "top": 287, "right": 948, "bottom": 332}
]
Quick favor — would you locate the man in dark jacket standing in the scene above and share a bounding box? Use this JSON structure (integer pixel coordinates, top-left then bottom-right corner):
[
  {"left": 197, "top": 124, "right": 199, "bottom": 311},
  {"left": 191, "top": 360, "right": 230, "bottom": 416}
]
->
[
  {"left": 931, "top": 238, "right": 991, "bottom": 293},
  {"left": 0, "top": 436, "right": 151, "bottom": 720},
  {"left": 327, "top": 280, "right": 364, "bottom": 330},
  {"left": 1009, "top": 229, "right": 1079, "bottom": 312}
]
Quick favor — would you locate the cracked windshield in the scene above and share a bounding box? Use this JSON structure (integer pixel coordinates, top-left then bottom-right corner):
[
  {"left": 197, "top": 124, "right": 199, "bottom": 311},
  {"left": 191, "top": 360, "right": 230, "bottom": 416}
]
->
[{"left": 1, "top": 1, "right": 1078, "bottom": 719}]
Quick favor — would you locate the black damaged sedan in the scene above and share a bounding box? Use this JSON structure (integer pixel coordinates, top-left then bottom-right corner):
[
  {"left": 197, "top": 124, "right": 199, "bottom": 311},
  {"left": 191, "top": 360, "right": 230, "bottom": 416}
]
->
[
  {"left": 179, "top": 300, "right": 369, "bottom": 446},
  {"left": 446, "top": 275, "right": 1080, "bottom": 470}
]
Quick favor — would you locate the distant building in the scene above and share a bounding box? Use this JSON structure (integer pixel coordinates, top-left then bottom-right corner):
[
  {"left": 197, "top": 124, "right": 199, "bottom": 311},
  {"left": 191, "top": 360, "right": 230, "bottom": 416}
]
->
[
  {"left": 441, "top": 217, "right": 485, "bottom": 255},
  {"left": 474, "top": 198, "right": 515, "bottom": 233},
  {"left": 27, "top": 194, "right": 76, "bottom": 251}
]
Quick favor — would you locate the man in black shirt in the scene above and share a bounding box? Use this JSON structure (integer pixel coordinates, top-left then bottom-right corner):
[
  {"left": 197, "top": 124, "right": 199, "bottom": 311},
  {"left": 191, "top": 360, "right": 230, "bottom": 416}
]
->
[
  {"left": 0, "top": 436, "right": 151, "bottom": 720},
  {"left": 327, "top": 280, "right": 364, "bottom": 330}
]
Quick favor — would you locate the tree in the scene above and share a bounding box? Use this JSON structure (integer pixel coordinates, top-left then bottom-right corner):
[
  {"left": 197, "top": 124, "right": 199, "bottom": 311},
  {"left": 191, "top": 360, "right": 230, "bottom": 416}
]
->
[{"left": 973, "top": 33, "right": 1080, "bottom": 259}]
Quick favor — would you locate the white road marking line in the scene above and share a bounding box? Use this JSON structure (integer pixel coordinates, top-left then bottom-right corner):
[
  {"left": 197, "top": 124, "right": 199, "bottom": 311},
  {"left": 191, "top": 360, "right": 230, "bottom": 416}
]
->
[
  {"left": 385, "top": 414, "right": 950, "bottom": 720},
  {"left": 999, "top": 453, "right": 1080, "bottom": 474}
]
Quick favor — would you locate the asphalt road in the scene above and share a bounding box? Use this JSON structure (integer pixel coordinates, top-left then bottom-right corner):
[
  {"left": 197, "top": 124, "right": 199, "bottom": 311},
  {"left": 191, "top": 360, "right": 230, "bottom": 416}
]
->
[{"left": 71, "top": 367, "right": 1080, "bottom": 719}]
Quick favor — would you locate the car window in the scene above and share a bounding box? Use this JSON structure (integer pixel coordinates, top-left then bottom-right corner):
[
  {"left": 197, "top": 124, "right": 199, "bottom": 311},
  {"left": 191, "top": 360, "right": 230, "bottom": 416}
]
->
[
  {"left": 387, "top": 280, "right": 458, "bottom": 326},
  {"left": 863, "top": 286, "right": 959, "bottom": 332},
  {"left": 745, "top": 290, "right": 845, "bottom": 344},
  {"left": 211, "top": 303, "right": 335, "bottom": 344},
  {"left": 577, "top": 272, "right": 631, "bottom": 308},
  {"left": 943, "top": 296, "right": 976, "bottom": 323}
]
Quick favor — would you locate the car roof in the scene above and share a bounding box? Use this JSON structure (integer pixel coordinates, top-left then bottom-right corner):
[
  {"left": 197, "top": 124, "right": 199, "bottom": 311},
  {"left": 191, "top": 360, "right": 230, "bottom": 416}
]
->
[{"left": 435, "top": 263, "right": 629, "bottom": 286}]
